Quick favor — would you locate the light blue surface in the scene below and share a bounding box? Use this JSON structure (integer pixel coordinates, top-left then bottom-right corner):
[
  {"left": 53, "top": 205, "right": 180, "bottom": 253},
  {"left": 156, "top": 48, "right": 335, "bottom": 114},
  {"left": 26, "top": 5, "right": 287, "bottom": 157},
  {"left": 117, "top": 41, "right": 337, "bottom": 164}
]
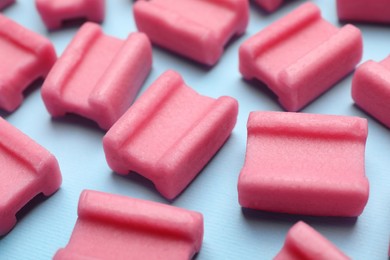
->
[{"left": 1, "top": 1, "right": 390, "bottom": 259}]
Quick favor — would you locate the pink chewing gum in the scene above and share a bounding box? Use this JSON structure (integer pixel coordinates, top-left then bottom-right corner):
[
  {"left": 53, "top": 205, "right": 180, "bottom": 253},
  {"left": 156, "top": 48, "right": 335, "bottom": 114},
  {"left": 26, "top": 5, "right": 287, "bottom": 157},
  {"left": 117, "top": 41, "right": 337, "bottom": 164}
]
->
[
  {"left": 274, "top": 221, "right": 350, "bottom": 259},
  {"left": 133, "top": 0, "right": 249, "bottom": 66},
  {"left": 0, "top": 0, "right": 15, "bottom": 10},
  {"left": 35, "top": 0, "right": 105, "bottom": 30},
  {"left": 54, "top": 190, "right": 204, "bottom": 259},
  {"left": 41, "top": 22, "right": 152, "bottom": 130},
  {"left": 239, "top": 3, "right": 362, "bottom": 111},
  {"left": 0, "top": 117, "right": 62, "bottom": 236},
  {"left": 238, "top": 111, "right": 369, "bottom": 217},
  {"left": 255, "top": 0, "right": 284, "bottom": 12},
  {"left": 352, "top": 56, "right": 390, "bottom": 128},
  {"left": 337, "top": 0, "right": 390, "bottom": 24},
  {"left": 0, "top": 14, "right": 56, "bottom": 112},
  {"left": 103, "top": 70, "right": 238, "bottom": 199}
]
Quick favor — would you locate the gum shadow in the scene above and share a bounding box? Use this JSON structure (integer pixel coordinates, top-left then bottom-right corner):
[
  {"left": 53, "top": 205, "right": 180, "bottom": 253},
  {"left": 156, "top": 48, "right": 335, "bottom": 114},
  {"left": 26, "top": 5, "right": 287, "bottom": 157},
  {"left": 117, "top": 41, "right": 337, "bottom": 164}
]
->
[
  {"left": 152, "top": 44, "right": 214, "bottom": 73},
  {"left": 338, "top": 20, "right": 390, "bottom": 29},
  {"left": 0, "top": 193, "right": 50, "bottom": 238},
  {"left": 249, "top": 0, "right": 307, "bottom": 16},
  {"left": 241, "top": 77, "right": 280, "bottom": 105},
  {"left": 0, "top": 110, "right": 10, "bottom": 118},
  {"left": 241, "top": 208, "right": 358, "bottom": 228},
  {"left": 352, "top": 103, "right": 390, "bottom": 131},
  {"left": 48, "top": 17, "right": 89, "bottom": 32},
  {"left": 111, "top": 171, "right": 163, "bottom": 198},
  {"left": 109, "top": 132, "right": 237, "bottom": 203},
  {"left": 0, "top": 78, "right": 43, "bottom": 118},
  {"left": 50, "top": 114, "right": 106, "bottom": 135}
]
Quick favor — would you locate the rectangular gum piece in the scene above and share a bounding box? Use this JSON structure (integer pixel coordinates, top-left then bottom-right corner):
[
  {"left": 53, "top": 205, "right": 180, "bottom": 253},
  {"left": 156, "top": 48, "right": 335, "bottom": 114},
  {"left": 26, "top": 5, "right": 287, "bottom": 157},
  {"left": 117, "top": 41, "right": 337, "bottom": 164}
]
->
[
  {"left": 255, "top": 0, "right": 283, "bottom": 12},
  {"left": 41, "top": 22, "right": 152, "bottom": 130},
  {"left": 35, "top": 0, "right": 105, "bottom": 30},
  {"left": 0, "top": 117, "right": 62, "bottom": 236},
  {"left": 103, "top": 70, "right": 238, "bottom": 199},
  {"left": 239, "top": 3, "right": 362, "bottom": 111},
  {"left": 337, "top": 0, "right": 390, "bottom": 24},
  {"left": 352, "top": 55, "right": 390, "bottom": 128},
  {"left": 238, "top": 111, "right": 369, "bottom": 217},
  {"left": 133, "top": 0, "right": 249, "bottom": 66},
  {"left": 0, "top": 14, "right": 57, "bottom": 112},
  {"left": 54, "top": 190, "right": 204, "bottom": 259},
  {"left": 274, "top": 221, "right": 349, "bottom": 259},
  {"left": 0, "top": 0, "right": 15, "bottom": 10}
]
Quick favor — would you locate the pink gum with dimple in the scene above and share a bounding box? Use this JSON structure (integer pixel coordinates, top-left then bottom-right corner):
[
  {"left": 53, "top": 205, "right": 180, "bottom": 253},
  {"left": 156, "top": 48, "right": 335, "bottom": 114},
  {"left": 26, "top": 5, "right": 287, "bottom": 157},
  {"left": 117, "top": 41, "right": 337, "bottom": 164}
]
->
[
  {"left": 337, "top": 0, "right": 390, "bottom": 24},
  {"left": 54, "top": 190, "right": 204, "bottom": 259},
  {"left": 0, "top": 0, "right": 15, "bottom": 10},
  {"left": 238, "top": 111, "right": 369, "bottom": 217},
  {"left": 35, "top": 0, "right": 105, "bottom": 30},
  {"left": 274, "top": 221, "right": 350, "bottom": 260},
  {"left": 239, "top": 3, "right": 362, "bottom": 111},
  {"left": 103, "top": 70, "right": 238, "bottom": 199},
  {"left": 41, "top": 22, "right": 152, "bottom": 130},
  {"left": 352, "top": 55, "right": 390, "bottom": 128},
  {"left": 0, "top": 14, "right": 56, "bottom": 112},
  {"left": 255, "top": 0, "right": 284, "bottom": 12},
  {"left": 0, "top": 117, "right": 62, "bottom": 236},
  {"left": 133, "top": 0, "right": 249, "bottom": 66}
]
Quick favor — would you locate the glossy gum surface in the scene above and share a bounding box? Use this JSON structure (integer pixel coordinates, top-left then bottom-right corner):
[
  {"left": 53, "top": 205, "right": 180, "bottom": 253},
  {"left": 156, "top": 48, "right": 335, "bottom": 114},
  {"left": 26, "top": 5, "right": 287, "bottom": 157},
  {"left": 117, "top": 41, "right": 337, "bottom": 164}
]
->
[
  {"left": 133, "top": 0, "right": 249, "bottom": 65},
  {"left": 41, "top": 22, "right": 152, "bottom": 130},
  {"left": 0, "top": 117, "right": 62, "bottom": 236},
  {"left": 103, "top": 70, "right": 238, "bottom": 199},
  {"left": 54, "top": 190, "right": 203, "bottom": 259},
  {"left": 238, "top": 111, "right": 369, "bottom": 216},
  {"left": 274, "top": 221, "right": 350, "bottom": 260},
  {"left": 0, "top": 14, "right": 56, "bottom": 112},
  {"left": 35, "top": 0, "right": 105, "bottom": 30},
  {"left": 352, "top": 56, "right": 390, "bottom": 128},
  {"left": 337, "top": 0, "right": 390, "bottom": 24},
  {"left": 239, "top": 3, "right": 362, "bottom": 111}
]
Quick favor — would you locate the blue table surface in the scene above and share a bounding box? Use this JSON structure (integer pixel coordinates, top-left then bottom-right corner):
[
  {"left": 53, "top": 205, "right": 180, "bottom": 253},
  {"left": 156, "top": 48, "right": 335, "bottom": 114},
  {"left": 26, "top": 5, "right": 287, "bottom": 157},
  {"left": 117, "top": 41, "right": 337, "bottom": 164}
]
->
[{"left": 1, "top": 1, "right": 390, "bottom": 259}]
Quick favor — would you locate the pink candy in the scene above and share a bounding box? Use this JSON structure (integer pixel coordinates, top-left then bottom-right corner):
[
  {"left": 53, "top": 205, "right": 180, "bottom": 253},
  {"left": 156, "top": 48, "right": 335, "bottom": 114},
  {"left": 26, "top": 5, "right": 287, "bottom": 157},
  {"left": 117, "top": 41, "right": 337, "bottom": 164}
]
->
[
  {"left": 0, "top": 0, "right": 14, "bottom": 10},
  {"left": 133, "top": 0, "right": 249, "bottom": 65},
  {"left": 255, "top": 0, "right": 283, "bottom": 12},
  {"left": 35, "top": 0, "right": 105, "bottom": 30},
  {"left": 0, "top": 117, "right": 62, "bottom": 236},
  {"left": 41, "top": 22, "right": 152, "bottom": 130},
  {"left": 352, "top": 55, "right": 390, "bottom": 128},
  {"left": 275, "top": 221, "right": 349, "bottom": 259},
  {"left": 103, "top": 70, "right": 238, "bottom": 199},
  {"left": 238, "top": 111, "right": 369, "bottom": 216},
  {"left": 0, "top": 14, "right": 56, "bottom": 112},
  {"left": 54, "top": 190, "right": 203, "bottom": 259},
  {"left": 337, "top": 0, "right": 390, "bottom": 24},
  {"left": 239, "top": 3, "right": 362, "bottom": 111}
]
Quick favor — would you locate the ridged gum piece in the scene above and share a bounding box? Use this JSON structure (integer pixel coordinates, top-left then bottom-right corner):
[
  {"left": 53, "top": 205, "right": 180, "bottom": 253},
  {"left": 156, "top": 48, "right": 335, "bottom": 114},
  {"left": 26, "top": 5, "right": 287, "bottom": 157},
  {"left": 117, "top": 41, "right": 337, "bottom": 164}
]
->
[
  {"left": 0, "top": 14, "right": 57, "bottom": 112},
  {"left": 133, "top": 0, "right": 249, "bottom": 66},
  {"left": 274, "top": 221, "right": 350, "bottom": 260},
  {"left": 41, "top": 22, "right": 152, "bottom": 130},
  {"left": 35, "top": 0, "right": 105, "bottom": 30},
  {"left": 352, "top": 55, "right": 390, "bottom": 128},
  {"left": 54, "top": 190, "right": 204, "bottom": 259},
  {"left": 238, "top": 111, "right": 369, "bottom": 217},
  {"left": 103, "top": 70, "right": 238, "bottom": 199},
  {"left": 239, "top": 3, "right": 362, "bottom": 111},
  {"left": 337, "top": 0, "right": 390, "bottom": 24},
  {"left": 0, "top": 117, "right": 62, "bottom": 236}
]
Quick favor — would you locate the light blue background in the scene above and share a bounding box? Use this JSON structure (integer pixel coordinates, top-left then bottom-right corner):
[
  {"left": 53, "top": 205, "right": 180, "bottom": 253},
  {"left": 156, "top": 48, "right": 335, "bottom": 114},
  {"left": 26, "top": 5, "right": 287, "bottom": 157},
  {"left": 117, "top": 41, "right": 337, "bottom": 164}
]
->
[{"left": 1, "top": 1, "right": 390, "bottom": 259}]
